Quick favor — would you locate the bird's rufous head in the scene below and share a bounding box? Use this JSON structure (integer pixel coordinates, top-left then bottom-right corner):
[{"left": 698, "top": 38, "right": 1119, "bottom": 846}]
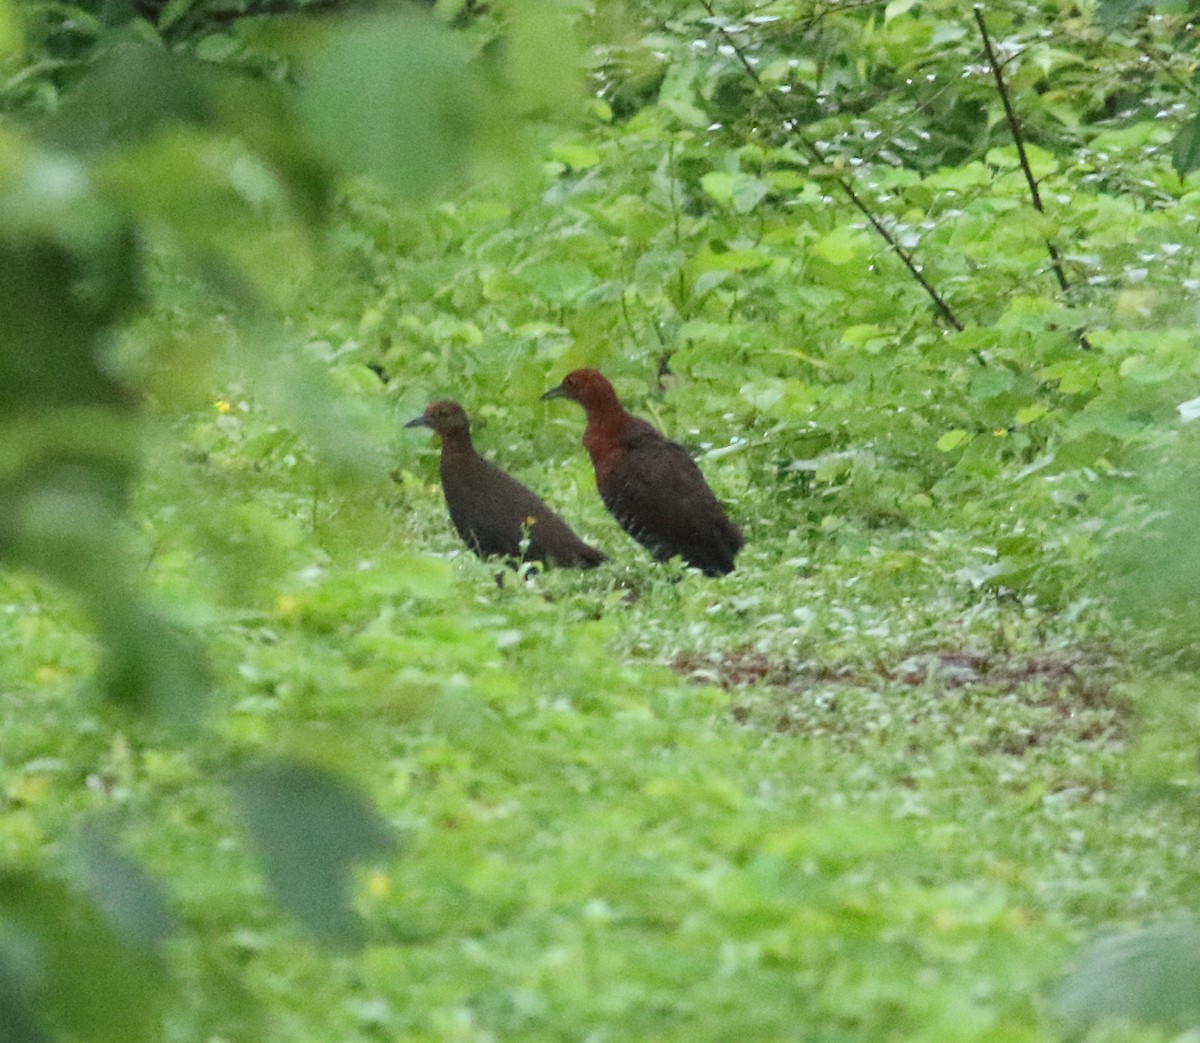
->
[
  {"left": 540, "top": 369, "right": 619, "bottom": 412},
  {"left": 404, "top": 400, "right": 471, "bottom": 437}
]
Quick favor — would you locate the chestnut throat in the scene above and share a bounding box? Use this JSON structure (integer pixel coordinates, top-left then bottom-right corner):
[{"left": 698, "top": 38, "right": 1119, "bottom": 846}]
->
[
  {"left": 436, "top": 429, "right": 476, "bottom": 457},
  {"left": 580, "top": 403, "right": 637, "bottom": 484}
]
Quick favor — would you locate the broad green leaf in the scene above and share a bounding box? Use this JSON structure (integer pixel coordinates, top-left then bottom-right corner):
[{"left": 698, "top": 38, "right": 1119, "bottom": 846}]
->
[
  {"left": 0, "top": 0, "right": 20, "bottom": 60},
  {"left": 702, "top": 172, "right": 770, "bottom": 213},
  {"left": 0, "top": 872, "right": 168, "bottom": 1043},
  {"left": 72, "top": 824, "right": 175, "bottom": 951},
  {"left": 1095, "top": 0, "right": 1154, "bottom": 30},
  {"left": 700, "top": 171, "right": 735, "bottom": 205},
  {"left": 1041, "top": 359, "right": 1099, "bottom": 395},
  {"left": 969, "top": 368, "right": 1016, "bottom": 400},
  {"left": 158, "top": 0, "right": 198, "bottom": 31},
  {"left": 296, "top": 13, "right": 482, "bottom": 201},
  {"left": 730, "top": 175, "right": 771, "bottom": 214},
  {"left": 937, "top": 429, "right": 969, "bottom": 451},
  {"left": 1172, "top": 116, "right": 1200, "bottom": 178},
  {"left": 840, "top": 324, "right": 884, "bottom": 347},
  {"left": 1118, "top": 355, "right": 1174, "bottom": 384},
  {"left": 232, "top": 760, "right": 393, "bottom": 947},
  {"left": 549, "top": 142, "right": 600, "bottom": 170},
  {"left": 809, "top": 226, "right": 869, "bottom": 265},
  {"left": 691, "top": 247, "right": 773, "bottom": 273},
  {"left": 1058, "top": 921, "right": 1200, "bottom": 1026},
  {"left": 519, "top": 260, "right": 598, "bottom": 304},
  {"left": 984, "top": 144, "right": 1059, "bottom": 180}
]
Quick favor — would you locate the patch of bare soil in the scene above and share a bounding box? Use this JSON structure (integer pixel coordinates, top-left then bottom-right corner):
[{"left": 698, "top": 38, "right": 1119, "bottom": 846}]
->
[{"left": 672, "top": 645, "right": 1132, "bottom": 749}]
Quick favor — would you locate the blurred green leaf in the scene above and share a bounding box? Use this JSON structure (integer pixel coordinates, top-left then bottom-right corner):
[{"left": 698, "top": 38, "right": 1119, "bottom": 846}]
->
[
  {"left": 1095, "top": 0, "right": 1156, "bottom": 30},
  {"left": 0, "top": 871, "right": 169, "bottom": 1043},
  {"left": 72, "top": 823, "right": 176, "bottom": 951},
  {"left": 296, "top": 13, "right": 482, "bottom": 201},
  {"left": 0, "top": 949, "right": 51, "bottom": 1043},
  {"left": 1058, "top": 920, "right": 1200, "bottom": 1026},
  {"left": 89, "top": 598, "right": 212, "bottom": 727},
  {"left": 501, "top": 0, "right": 582, "bottom": 118},
  {"left": 235, "top": 323, "right": 393, "bottom": 481},
  {"left": 42, "top": 44, "right": 212, "bottom": 153},
  {"left": 0, "top": 147, "right": 140, "bottom": 413},
  {"left": 232, "top": 759, "right": 393, "bottom": 947},
  {"left": 0, "top": 0, "right": 21, "bottom": 62},
  {"left": 1172, "top": 115, "right": 1200, "bottom": 178},
  {"left": 692, "top": 247, "right": 773, "bottom": 273},
  {"left": 1102, "top": 453, "right": 1200, "bottom": 638}
]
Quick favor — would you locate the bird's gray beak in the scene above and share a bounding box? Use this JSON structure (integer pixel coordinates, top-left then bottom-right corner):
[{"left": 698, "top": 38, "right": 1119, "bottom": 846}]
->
[
  {"left": 540, "top": 385, "right": 567, "bottom": 402},
  {"left": 404, "top": 414, "right": 431, "bottom": 429}
]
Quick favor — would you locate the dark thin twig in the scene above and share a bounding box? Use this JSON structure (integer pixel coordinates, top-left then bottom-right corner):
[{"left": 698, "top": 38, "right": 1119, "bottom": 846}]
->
[
  {"left": 973, "top": 5, "right": 1094, "bottom": 350},
  {"left": 698, "top": 0, "right": 965, "bottom": 332}
]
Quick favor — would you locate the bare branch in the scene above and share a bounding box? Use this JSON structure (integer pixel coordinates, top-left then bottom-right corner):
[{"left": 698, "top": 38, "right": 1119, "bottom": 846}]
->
[
  {"left": 698, "top": 0, "right": 965, "bottom": 332},
  {"left": 973, "top": 5, "right": 1093, "bottom": 350}
]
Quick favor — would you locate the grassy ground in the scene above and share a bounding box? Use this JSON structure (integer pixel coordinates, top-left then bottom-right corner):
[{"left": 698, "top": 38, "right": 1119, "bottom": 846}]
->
[{"left": 2, "top": 430, "right": 1196, "bottom": 1041}]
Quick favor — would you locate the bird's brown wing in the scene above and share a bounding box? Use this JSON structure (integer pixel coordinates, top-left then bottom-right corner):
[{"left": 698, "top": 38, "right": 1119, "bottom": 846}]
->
[
  {"left": 443, "top": 454, "right": 604, "bottom": 567},
  {"left": 601, "top": 431, "right": 743, "bottom": 576}
]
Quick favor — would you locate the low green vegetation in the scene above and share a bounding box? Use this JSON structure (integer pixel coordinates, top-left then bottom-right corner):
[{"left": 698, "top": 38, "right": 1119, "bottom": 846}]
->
[{"left": 3, "top": 0, "right": 1200, "bottom": 1039}]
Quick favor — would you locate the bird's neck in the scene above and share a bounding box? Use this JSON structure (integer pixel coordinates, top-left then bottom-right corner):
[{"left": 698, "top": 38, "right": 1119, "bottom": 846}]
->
[
  {"left": 582, "top": 404, "right": 634, "bottom": 475},
  {"left": 437, "top": 431, "right": 475, "bottom": 456}
]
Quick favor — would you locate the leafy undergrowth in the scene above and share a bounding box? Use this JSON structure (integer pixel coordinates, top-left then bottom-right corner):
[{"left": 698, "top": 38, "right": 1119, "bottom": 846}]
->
[
  {"left": 3, "top": 486, "right": 1197, "bottom": 1042},
  {"left": 6, "top": 0, "right": 1200, "bottom": 1036}
]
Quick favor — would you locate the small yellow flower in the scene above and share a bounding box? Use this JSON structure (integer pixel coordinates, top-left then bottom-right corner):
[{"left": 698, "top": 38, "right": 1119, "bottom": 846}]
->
[
  {"left": 33, "top": 665, "right": 65, "bottom": 685},
  {"left": 525, "top": 516, "right": 538, "bottom": 527},
  {"left": 366, "top": 872, "right": 391, "bottom": 899},
  {"left": 992, "top": 427, "right": 1009, "bottom": 438},
  {"left": 9, "top": 774, "right": 50, "bottom": 805},
  {"left": 214, "top": 399, "right": 233, "bottom": 414},
  {"left": 273, "top": 594, "right": 299, "bottom": 618}
]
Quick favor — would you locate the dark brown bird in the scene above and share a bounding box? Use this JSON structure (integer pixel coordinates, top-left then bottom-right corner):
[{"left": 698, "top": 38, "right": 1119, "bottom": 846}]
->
[
  {"left": 541, "top": 369, "right": 743, "bottom": 576},
  {"left": 405, "top": 400, "right": 606, "bottom": 569}
]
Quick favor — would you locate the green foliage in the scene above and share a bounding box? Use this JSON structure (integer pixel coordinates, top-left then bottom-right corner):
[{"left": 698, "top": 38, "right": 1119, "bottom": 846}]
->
[{"left": 4, "top": 0, "right": 1200, "bottom": 1039}]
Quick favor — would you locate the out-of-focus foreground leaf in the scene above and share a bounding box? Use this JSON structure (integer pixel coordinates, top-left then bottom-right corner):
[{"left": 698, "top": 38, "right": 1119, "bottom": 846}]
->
[
  {"left": 71, "top": 823, "right": 177, "bottom": 952},
  {"left": 1101, "top": 450, "right": 1200, "bottom": 650},
  {"left": 232, "top": 760, "right": 393, "bottom": 947},
  {"left": 1057, "top": 919, "right": 1200, "bottom": 1027},
  {"left": 1172, "top": 115, "right": 1200, "bottom": 178},
  {"left": 295, "top": 11, "right": 484, "bottom": 201},
  {"left": 0, "top": 871, "right": 170, "bottom": 1043},
  {"left": 0, "top": 131, "right": 211, "bottom": 724}
]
